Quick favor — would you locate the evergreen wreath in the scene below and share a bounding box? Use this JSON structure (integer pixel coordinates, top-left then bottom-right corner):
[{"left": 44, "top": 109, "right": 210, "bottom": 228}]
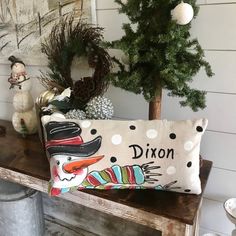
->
[{"left": 40, "top": 16, "right": 112, "bottom": 109}]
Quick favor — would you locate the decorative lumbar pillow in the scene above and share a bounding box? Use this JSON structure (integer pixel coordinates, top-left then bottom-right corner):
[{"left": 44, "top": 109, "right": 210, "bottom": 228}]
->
[{"left": 41, "top": 116, "right": 208, "bottom": 196}]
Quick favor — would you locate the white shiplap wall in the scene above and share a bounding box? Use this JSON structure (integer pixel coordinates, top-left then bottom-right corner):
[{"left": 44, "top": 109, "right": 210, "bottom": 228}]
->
[
  {"left": 0, "top": 1, "right": 235, "bottom": 235},
  {"left": 97, "top": 1, "right": 236, "bottom": 236}
]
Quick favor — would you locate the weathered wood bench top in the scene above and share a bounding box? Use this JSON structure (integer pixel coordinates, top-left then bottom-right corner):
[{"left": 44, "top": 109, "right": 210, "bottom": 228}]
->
[{"left": 0, "top": 120, "right": 212, "bottom": 234}]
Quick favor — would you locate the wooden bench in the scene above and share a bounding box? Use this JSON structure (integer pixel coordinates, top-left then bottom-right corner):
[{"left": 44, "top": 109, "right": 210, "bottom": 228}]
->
[{"left": 0, "top": 120, "right": 212, "bottom": 236}]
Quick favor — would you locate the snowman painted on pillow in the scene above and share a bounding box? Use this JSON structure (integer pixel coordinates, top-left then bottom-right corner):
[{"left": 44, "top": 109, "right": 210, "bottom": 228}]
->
[{"left": 45, "top": 121, "right": 104, "bottom": 189}]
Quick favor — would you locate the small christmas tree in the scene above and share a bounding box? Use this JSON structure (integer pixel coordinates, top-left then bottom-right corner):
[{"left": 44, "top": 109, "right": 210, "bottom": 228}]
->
[{"left": 107, "top": 0, "right": 213, "bottom": 119}]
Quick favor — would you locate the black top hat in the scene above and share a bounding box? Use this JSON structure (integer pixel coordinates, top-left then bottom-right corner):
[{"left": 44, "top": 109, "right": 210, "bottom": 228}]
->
[
  {"left": 8, "top": 56, "right": 25, "bottom": 68},
  {"left": 45, "top": 121, "right": 102, "bottom": 157},
  {"left": 45, "top": 121, "right": 81, "bottom": 141}
]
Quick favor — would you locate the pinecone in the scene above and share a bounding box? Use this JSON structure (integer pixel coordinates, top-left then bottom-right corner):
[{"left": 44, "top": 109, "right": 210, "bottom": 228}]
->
[
  {"left": 73, "top": 77, "right": 96, "bottom": 103},
  {"left": 85, "top": 96, "right": 114, "bottom": 120},
  {"left": 65, "top": 109, "right": 87, "bottom": 120}
]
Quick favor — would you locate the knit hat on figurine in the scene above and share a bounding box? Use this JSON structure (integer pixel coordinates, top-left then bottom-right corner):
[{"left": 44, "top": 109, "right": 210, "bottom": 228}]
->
[{"left": 8, "top": 56, "right": 25, "bottom": 68}]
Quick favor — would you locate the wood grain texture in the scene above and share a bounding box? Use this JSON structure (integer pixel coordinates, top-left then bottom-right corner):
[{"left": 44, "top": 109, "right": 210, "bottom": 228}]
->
[
  {"left": 43, "top": 195, "right": 162, "bottom": 236},
  {"left": 45, "top": 215, "right": 97, "bottom": 236},
  {"left": 149, "top": 91, "right": 162, "bottom": 120},
  {"left": 0, "top": 120, "right": 212, "bottom": 229},
  {"left": 0, "top": 164, "right": 188, "bottom": 235}
]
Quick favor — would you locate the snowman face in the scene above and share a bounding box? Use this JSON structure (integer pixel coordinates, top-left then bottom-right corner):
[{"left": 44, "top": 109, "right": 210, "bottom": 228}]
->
[
  {"left": 50, "top": 155, "right": 88, "bottom": 189},
  {"left": 12, "top": 62, "right": 25, "bottom": 73}
]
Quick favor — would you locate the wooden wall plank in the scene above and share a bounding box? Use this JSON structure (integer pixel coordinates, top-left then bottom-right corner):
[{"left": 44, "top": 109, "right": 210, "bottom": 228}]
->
[
  {"left": 97, "top": 0, "right": 118, "bottom": 9},
  {"left": 105, "top": 86, "right": 148, "bottom": 119},
  {"left": 206, "top": 0, "right": 236, "bottom": 3},
  {"left": 198, "top": 0, "right": 207, "bottom": 4},
  {"left": 31, "top": 78, "right": 45, "bottom": 100},
  {"left": 162, "top": 91, "right": 236, "bottom": 134},
  {"left": 204, "top": 168, "right": 236, "bottom": 202},
  {"left": 108, "top": 50, "right": 236, "bottom": 95},
  {"left": 45, "top": 216, "right": 96, "bottom": 236},
  {"left": 97, "top": 9, "right": 129, "bottom": 41},
  {"left": 43, "top": 194, "right": 161, "bottom": 236},
  {"left": 0, "top": 102, "right": 14, "bottom": 121},
  {"left": 191, "top": 4, "right": 236, "bottom": 50},
  {"left": 0, "top": 76, "right": 14, "bottom": 102},
  {"left": 201, "top": 131, "right": 236, "bottom": 171},
  {"left": 191, "top": 51, "right": 236, "bottom": 94},
  {"left": 106, "top": 88, "right": 236, "bottom": 134},
  {"left": 200, "top": 198, "right": 234, "bottom": 235},
  {"left": 106, "top": 87, "right": 236, "bottom": 134},
  {"left": 96, "top": 0, "right": 206, "bottom": 10}
]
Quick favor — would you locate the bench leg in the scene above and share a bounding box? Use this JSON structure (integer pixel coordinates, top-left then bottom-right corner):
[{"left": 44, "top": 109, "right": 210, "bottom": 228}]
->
[
  {"left": 162, "top": 199, "right": 202, "bottom": 236},
  {"left": 184, "top": 199, "right": 202, "bottom": 236}
]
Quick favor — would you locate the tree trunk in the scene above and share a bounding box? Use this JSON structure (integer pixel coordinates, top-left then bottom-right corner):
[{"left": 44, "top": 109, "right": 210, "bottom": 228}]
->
[{"left": 149, "top": 79, "right": 162, "bottom": 120}]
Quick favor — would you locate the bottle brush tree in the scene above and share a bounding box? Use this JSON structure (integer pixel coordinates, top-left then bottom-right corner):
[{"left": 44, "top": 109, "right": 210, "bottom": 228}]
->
[{"left": 107, "top": 0, "right": 213, "bottom": 119}]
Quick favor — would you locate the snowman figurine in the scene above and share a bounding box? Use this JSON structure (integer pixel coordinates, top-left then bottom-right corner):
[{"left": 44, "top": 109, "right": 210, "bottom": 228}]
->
[{"left": 8, "top": 56, "right": 37, "bottom": 136}]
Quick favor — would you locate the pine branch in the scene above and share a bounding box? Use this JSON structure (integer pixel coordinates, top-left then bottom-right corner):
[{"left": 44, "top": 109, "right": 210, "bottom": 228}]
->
[{"left": 106, "top": 0, "right": 214, "bottom": 111}]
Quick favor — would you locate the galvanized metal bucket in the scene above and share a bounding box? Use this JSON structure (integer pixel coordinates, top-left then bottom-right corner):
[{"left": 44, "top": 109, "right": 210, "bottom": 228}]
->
[{"left": 0, "top": 180, "right": 45, "bottom": 236}]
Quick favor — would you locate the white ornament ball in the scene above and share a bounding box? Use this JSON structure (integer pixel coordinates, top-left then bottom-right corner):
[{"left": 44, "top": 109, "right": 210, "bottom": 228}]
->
[
  {"left": 171, "top": 2, "right": 194, "bottom": 25},
  {"left": 12, "top": 110, "right": 37, "bottom": 134},
  {"left": 13, "top": 91, "right": 34, "bottom": 112}
]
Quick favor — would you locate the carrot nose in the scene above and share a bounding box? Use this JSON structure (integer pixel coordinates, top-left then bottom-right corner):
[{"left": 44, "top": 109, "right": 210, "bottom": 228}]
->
[{"left": 63, "top": 155, "right": 104, "bottom": 174}]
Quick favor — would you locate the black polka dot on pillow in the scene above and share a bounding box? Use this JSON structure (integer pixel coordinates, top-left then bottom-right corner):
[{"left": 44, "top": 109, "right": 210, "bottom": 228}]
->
[
  {"left": 130, "top": 125, "right": 136, "bottom": 130},
  {"left": 187, "top": 162, "right": 192, "bottom": 168},
  {"left": 110, "top": 156, "right": 117, "bottom": 163},
  {"left": 196, "top": 126, "right": 203, "bottom": 132},
  {"left": 91, "top": 129, "right": 97, "bottom": 135},
  {"left": 169, "top": 133, "right": 176, "bottom": 139}
]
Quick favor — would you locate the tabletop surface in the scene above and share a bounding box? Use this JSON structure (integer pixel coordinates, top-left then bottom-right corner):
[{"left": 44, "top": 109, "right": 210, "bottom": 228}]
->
[{"left": 0, "top": 120, "right": 212, "bottom": 225}]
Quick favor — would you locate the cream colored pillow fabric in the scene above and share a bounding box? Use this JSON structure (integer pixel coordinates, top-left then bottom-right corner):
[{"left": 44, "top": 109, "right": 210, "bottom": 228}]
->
[{"left": 41, "top": 116, "right": 208, "bottom": 196}]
